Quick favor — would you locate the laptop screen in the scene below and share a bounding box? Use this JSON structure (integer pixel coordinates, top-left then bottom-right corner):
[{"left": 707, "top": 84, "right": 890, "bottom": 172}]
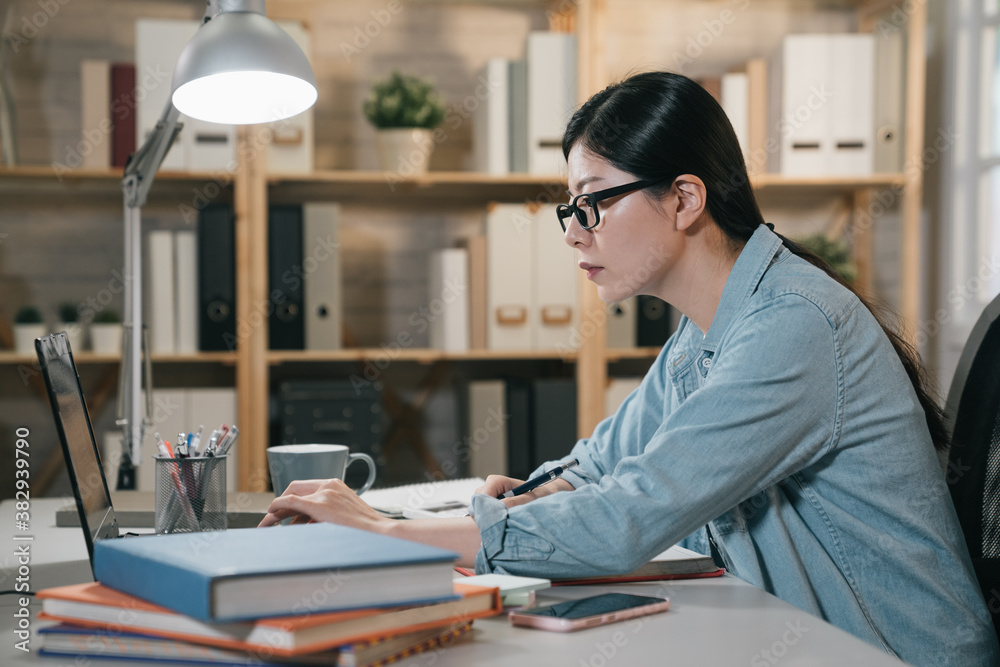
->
[{"left": 36, "top": 333, "right": 119, "bottom": 564}]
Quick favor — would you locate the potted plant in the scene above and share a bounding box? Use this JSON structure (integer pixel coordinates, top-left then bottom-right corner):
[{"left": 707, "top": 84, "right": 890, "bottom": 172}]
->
[
  {"left": 796, "top": 234, "right": 857, "bottom": 284},
  {"left": 363, "top": 71, "right": 445, "bottom": 175},
  {"left": 90, "top": 308, "right": 122, "bottom": 355},
  {"left": 12, "top": 305, "right": 46, "bottom": 355},
  {"left": 58, "top": 302, "right": 85, "bottom": 352}
]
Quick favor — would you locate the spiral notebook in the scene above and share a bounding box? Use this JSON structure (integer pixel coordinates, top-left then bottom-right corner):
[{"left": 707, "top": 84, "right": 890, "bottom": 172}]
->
[{"left": 363, "top": 478, "right": 486, "bottom": 519}]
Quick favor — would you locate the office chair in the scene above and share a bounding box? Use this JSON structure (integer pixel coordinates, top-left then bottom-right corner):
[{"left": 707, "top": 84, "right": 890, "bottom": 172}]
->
[{"left": 945, "top": 291, "right": 1000, "bottom": 643}]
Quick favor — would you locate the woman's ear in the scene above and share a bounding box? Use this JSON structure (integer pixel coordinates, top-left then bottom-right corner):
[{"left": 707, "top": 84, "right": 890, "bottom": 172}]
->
[{"left": 671, "top": 175, "right": 708, "bottom": 232}]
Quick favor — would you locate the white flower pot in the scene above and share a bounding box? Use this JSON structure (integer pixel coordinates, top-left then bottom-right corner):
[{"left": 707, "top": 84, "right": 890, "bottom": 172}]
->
[
  {"left": 13, "top": 324, "right": 47, "bottom": 355},
  {"left": 90, "top": 323, "right": 123, "bottom": 355},
  {"left": 59, "top": 322, "right": 86, "bottom": 352},
  {"left": 375, "top": 128, "right": 435, "bottom": 175}
]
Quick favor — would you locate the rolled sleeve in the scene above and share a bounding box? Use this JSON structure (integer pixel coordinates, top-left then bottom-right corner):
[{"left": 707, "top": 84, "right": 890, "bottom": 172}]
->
[{"left": 471, "top": 493, "right": 556, "bottom": 574}]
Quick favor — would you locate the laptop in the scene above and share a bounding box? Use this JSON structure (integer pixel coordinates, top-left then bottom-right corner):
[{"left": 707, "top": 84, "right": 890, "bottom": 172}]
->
[{"left": 35, "top": 332, "right": 137, "bottom": 572}]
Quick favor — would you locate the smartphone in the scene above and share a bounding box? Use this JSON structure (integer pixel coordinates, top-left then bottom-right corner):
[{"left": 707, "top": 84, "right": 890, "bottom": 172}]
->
[{"left": 508, "top": 593, "right": 670, "bottom": 632}]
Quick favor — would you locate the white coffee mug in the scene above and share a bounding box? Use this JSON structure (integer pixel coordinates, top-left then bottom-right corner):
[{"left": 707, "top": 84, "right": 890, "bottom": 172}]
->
[{"left": 267, "top": 444, "right": 376, "bottom": 496}]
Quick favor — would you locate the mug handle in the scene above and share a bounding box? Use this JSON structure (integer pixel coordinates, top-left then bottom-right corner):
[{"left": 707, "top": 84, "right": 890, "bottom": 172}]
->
[{"left": 346, "top": 453, "right": 377, "bottom": 495}]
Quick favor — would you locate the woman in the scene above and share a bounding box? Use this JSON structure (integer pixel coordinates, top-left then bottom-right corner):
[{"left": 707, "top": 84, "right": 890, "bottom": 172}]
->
[{"left": 260, "top": 72, "right": 997, "bottom": 665}]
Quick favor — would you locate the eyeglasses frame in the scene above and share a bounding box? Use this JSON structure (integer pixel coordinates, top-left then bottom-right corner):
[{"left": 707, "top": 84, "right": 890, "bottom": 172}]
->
[{"left": 556, "top": 177, "right": 670, "bottom": 232}]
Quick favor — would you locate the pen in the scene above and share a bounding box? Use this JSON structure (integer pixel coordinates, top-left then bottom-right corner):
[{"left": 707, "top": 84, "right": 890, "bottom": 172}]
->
[
  {"left": 189, "top": 425, "right": 204, "bottom": 455},
  {"left": 153, "top": 432, "right": 172, "bottom": 459},
  {"left": 498, "top": 459, "right": 580, "bottom": 499},
  {"left": 217, "top": 425, "right": 239, "bottom": 456}
]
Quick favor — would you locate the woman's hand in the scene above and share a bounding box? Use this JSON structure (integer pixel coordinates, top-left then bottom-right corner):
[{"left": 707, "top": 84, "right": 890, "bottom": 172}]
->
[
  {"left": 475, "top": 474, "right": 574, "bottom": 509},
  {"left": 258, "top": 478, "right": 389, "bottom": 531}
]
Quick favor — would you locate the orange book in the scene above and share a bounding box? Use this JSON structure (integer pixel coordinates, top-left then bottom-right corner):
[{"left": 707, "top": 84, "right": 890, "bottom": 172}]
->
[{"left": 37, "top": 582, "right": 500, "bottom": 657}]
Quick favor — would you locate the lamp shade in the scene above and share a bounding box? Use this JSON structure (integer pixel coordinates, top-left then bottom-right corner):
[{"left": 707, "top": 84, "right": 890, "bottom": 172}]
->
[{"left": 171, "top": 11, "right": 317, "bottom": 125}]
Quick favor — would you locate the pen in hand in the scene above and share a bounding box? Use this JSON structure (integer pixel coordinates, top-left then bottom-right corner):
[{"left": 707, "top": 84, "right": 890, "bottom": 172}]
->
[{"left": 498, "top": 459, "right": 579, "bottom": 499}]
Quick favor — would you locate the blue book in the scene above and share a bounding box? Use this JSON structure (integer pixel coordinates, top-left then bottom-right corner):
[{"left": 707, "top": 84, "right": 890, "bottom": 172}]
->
[{"left": 93, "top": 523, "right": 459, "bottom": 623}]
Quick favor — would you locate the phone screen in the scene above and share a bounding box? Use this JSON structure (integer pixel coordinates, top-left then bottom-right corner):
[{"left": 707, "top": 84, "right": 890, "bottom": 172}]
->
[{"left": 516, "top": 593, "right": 667, "bottom": 620}]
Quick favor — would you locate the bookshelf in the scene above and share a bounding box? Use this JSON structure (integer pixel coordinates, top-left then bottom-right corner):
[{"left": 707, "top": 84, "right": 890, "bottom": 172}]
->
[{"left": 0, "top": 0, "right": 927, "bottom": 493}]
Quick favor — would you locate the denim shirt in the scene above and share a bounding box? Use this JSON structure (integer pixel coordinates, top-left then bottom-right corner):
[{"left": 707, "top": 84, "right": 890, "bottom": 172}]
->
[{"left": 470, "top": 225, "right": 999, "bottom": 666}]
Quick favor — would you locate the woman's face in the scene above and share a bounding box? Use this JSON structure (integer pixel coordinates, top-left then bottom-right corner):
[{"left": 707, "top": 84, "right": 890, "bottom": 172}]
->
[{"left": 563, "top": 144, "right": 678, "bottom": 304}]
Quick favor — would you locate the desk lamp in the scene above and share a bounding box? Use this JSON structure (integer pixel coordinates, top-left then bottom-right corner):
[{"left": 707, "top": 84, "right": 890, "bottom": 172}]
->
[{"left": 116, "top": 0, "right": 317, "bottom": 489}]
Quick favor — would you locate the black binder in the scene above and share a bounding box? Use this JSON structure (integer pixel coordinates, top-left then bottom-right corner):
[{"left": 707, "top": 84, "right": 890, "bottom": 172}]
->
[
  {"left": 268, "top": 205, "right": 305, "bottom": 350},
  {"left": 505, "top": 379, "right": 533, "bottom": 480},
  {"left": 197, "top": 204, "right": 236, "bottom": 351},
  {"left": 636, "top": 295, "right": 675, "bottom": 347},
  {"left": 531, "top": 378, "right": 577, "bottom": 468}
]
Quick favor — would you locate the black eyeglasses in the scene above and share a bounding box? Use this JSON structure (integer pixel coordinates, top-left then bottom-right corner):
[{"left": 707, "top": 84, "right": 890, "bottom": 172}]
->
[{"left": 556, "top": 178, "right": 669, "bottom": 232}]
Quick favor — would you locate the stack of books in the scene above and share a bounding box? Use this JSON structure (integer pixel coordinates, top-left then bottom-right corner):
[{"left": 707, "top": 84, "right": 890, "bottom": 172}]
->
[{"left": 36, "top": 523, "right": 502, "bottom": 666}]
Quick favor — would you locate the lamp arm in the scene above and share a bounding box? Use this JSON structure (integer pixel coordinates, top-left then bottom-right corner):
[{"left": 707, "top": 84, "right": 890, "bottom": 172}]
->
[
  {"left": 116, "top": 99, "right": 182, "bottom": 485},
  {"left": 123, "top": 101, "right": 182, "bottom": 209}
]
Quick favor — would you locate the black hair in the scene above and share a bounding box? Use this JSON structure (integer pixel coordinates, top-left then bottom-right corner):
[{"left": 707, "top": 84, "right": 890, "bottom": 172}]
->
[{"left": 563, "top": 71, "right": 948, "bottom": 452}]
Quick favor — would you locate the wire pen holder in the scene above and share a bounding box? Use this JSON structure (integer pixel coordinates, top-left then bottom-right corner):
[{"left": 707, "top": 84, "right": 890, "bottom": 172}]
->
[{"left": 154, "top": 456, "right": 228, "bottom": 534}]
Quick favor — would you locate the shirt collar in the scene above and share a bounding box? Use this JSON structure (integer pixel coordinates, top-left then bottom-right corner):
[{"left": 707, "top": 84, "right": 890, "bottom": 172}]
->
[{"left": 701, "top": 224, "right": 783, "bottom": 353}]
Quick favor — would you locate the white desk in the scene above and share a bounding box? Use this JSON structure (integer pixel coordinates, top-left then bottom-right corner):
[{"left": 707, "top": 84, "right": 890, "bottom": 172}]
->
[{"left": 1, "top": 499, "right": 907, "bottom": 666}]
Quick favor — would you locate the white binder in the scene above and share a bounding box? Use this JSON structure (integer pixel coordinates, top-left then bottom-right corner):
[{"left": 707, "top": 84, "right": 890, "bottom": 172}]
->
[
  {"left": 80, "top": 60, "right": 111, "bottom": 170},
  {"left": 136, "top": 20, "right": 195, "bottom": 172},
  {"left": 472, "top": 58, "right": 510, "bottom": 175},
  {"left": 428, "top": 248, "right": 470, "bottom": 352},
  {"left": 186, "top": 117, "right": 236, "bottom": 172},
  {"left": 467, "top": 380, "right": 508, "bottom": 478},
  {"left": 606, "top": 297, "right": 637, "bottom": 349},
  {"left": 777, "top": 34, "right": 832, "bottom": 176},
  {"left": 267, "top": 21, "right": 313, "bottom": 174},
  {"left": 508, "top": 59, "right": 529, "bottom": 173},
  {"left": 487, "top": 203, "right": 534, "bottom": 349},
  {"left": 775, "top": 33, "right": 875, "bottom": 176},
  {"left": 526, "top": 32, "right": 577, "bottom": 175},
  {"left": 136, "top": 19, "right": 236, "bottom": 172},
  {"left": 302, "top": 203, "right": 342, "bottom": 350},
  {"left": 147, "top": 230, "right": 176, "bottom": 354},
  {"left": 721, "top": 72, "right": 750, "bottom": 162},
  {"left": 533, "top": 209, "right": 578, "bottom": 350},
  {"left": 174, "top": 229, "right": 198, "bottom": 353},
  {"left": 874, "top": 28, "right": 905, "bottom": 173},
  {"left": 829, "top": 34, "right": 874, "bottom": 175}
]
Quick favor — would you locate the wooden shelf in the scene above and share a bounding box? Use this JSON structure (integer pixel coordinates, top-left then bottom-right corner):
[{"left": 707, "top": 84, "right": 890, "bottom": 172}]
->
[
  {"left": 0, "top": 166, "right": 906, "bottom": 203},
  {"left": 267, "top": 348, "right": 578, "bottom": 365},
  {"left": 267, "top": 170, "right": 568, "bottom": 204},
  {"left": 0, "top": 351, "right": 238, "bottom": 365},
  {"left": 0, "top": 166, "right": 233, "bottom": 201},
  {"left": 750, "top": 173, "right": 907, "bottom": 195},
  {"left": 606, "top": 347, "right": 662, "bottom": 362}
]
